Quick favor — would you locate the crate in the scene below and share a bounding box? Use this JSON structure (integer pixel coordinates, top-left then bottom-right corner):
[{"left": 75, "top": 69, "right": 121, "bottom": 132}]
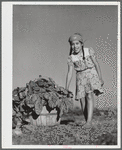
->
[{"left": 29, "top": 106, "right": 60, "bottom": 126}]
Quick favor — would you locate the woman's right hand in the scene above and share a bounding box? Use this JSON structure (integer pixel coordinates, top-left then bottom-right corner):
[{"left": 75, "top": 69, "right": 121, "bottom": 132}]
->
[{"left": 100, "top": 78, "right": 104, "bottom": 86}]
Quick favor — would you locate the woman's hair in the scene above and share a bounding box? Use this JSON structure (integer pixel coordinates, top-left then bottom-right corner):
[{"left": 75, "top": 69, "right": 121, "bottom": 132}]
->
[
  {"left": 68, "top": 33, "right": 85, "bottom": 60},
  {"left": 69, "top": 41, "right": 85, "bottom": 60}
]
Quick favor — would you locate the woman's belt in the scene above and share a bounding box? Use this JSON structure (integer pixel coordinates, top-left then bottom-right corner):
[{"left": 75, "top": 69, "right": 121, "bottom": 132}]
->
[{"left": 76, "top": 66, "right": 94, "bottom": 72}]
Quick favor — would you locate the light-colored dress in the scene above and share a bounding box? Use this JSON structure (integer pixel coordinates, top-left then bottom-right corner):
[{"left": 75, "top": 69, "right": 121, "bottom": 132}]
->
[{"left": 67, "top": 47, "right": 103, "bottom": 100}]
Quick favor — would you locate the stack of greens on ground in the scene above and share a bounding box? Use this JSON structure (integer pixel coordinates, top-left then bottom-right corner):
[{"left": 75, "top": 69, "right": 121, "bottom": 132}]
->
[{"left": 12, "top": 75, "right": 73, "bottom": 129}]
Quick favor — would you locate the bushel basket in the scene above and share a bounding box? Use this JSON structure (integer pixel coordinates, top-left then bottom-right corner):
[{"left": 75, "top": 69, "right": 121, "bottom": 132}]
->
[{"left": 29, "top": 106, "right": 60, "bottom": 126}]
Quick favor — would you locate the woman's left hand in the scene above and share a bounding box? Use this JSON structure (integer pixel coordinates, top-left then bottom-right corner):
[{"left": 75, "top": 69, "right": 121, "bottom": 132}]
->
[{"left": 100, "top": 78, "right": 104, "bottom": 86}]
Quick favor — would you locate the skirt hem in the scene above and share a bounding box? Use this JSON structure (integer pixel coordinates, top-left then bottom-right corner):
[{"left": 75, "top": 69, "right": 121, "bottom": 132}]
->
[{"left": 75, "top": 89, "right": 103, "bottom": 100}]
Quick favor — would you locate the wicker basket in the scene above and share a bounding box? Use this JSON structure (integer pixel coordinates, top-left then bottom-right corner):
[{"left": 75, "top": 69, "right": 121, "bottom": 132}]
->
[{"left": 29, "top": 106, "right": 60, "bottom": 126}]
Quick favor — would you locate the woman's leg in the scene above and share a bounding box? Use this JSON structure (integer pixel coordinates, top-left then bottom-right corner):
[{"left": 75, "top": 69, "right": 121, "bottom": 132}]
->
[
  {"left": 86, "top": 92, "right": 94, "bottom": 124},
  {"left": 80, "top": 97, "right": 87, "bottom": 121}
]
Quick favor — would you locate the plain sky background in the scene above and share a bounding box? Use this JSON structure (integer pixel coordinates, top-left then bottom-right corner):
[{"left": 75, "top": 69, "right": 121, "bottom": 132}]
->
[{"left": 13, "top": 5, "right": 118, "bottom": 108}]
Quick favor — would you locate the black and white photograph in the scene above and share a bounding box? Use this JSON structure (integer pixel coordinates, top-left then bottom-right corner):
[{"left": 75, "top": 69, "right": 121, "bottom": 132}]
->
[{"left": 2, "top": 1, "right": 121, "bottom": 149}]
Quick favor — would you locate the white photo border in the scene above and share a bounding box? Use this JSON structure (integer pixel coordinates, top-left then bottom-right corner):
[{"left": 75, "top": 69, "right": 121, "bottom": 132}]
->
[{"left": 2, "top": 1, "right": 121, "bottom": 149}]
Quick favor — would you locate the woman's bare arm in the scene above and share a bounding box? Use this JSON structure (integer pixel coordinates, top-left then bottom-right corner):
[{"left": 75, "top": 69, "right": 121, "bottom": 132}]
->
[
  {"left": 91, "top": 55, "right": 104, "bottom": 86},
  {"left": 65, "top": 64, "right": 73, "bottom": 90}
]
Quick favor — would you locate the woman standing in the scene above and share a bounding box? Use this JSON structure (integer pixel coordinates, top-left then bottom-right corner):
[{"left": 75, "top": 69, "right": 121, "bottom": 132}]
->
[{"left": 65, "top": 33, "right": 104, "bottom": 128}]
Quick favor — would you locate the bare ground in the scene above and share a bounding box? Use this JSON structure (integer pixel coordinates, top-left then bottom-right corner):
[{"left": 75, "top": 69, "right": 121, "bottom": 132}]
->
[{"left": 12, "top": 108, "right": 117, "bottom": 145}]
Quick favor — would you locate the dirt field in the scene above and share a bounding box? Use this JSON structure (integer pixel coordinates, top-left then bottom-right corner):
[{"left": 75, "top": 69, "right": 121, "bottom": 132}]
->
[{"left": 12, "top": 108, "right": 117, "bottom": 145}]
